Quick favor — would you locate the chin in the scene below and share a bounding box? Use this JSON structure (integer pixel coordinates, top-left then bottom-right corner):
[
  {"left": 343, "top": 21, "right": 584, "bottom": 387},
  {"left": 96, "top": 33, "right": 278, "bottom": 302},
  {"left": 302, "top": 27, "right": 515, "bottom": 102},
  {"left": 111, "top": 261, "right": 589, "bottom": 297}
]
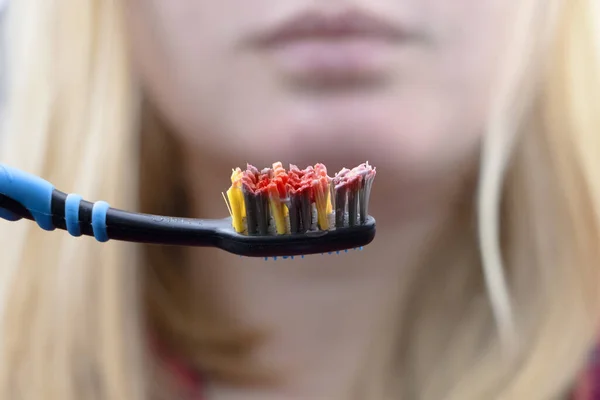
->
[
  {"left": 194, "top": 100, "right": 477, "bottom": 184},
  {"left": 218, "top": 133, "right": 421, "bottom": 183}
]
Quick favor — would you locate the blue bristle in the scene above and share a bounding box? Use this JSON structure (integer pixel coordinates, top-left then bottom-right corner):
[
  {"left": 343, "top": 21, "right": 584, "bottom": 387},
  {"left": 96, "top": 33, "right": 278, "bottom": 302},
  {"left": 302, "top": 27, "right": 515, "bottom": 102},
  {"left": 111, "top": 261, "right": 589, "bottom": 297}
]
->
[
  {"left": 257, "top": 246, "right": 367, "bottom": 262},
  {"left": 260, "top": 255, "right": 300, "bottom": 261}
]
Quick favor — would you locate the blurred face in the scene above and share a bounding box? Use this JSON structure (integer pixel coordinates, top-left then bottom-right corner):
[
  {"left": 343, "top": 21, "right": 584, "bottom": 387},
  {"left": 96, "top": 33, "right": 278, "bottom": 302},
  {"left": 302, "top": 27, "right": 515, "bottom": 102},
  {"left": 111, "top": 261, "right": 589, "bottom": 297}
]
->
[{"left": 126, "top": 0, "right": 515, "bottom": 194}]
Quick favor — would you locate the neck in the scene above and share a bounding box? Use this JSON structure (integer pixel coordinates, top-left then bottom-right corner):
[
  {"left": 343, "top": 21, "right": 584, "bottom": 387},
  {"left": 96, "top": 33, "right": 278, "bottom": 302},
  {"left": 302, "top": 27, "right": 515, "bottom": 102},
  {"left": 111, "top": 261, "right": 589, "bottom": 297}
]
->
[{"left": 174, "top": 142, "right": 473, "bottom": 399}]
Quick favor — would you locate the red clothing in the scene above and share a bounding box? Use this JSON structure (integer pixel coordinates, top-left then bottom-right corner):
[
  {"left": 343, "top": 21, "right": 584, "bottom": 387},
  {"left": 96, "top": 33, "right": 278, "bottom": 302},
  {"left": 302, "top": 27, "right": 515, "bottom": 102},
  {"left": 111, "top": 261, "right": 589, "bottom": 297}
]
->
[
  {"left": 152, "top": 335, "right": 204, "bottom": 399},
  {"left": 573, "top": 349, "right": 600, "bottom": 400}
]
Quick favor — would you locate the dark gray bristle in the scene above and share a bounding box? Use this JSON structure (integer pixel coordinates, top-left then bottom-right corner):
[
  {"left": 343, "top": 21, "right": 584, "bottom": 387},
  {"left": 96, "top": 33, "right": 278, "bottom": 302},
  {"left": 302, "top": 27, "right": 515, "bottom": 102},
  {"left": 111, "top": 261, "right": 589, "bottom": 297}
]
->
[
  {"left": 299, "top": 190, "right": 312, "bottom": 233},
  {"left": 288, "top": 195, "right": 302, "bottom": 234},
  {"left": 255, "top": 193, "right": 270, "bottom": 235},
  {"left": 347, "top": 188, "right": 358, "bottom": 227},
  {"left": 242, "top": 187, "right": 258, "bottom": 235},
  {"left": 334, "top": 185, "right": 348, "bottom": 228},
  {"left": 359, "top": 175, "right": 374, "bottom": 224}
]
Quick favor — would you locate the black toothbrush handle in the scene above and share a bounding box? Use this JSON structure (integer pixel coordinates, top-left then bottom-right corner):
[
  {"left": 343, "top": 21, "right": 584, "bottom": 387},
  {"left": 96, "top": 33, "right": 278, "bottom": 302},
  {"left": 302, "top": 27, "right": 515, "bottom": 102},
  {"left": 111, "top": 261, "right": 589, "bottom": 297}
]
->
[
  {"left": 0, "top": 190, "right": 231, "bottom": 246},
  {"left": 53, "top": 190, "right": 234, "bottom": 246},
  {"left": 0, "top": 163, "right": 228, "bottom": 247}
]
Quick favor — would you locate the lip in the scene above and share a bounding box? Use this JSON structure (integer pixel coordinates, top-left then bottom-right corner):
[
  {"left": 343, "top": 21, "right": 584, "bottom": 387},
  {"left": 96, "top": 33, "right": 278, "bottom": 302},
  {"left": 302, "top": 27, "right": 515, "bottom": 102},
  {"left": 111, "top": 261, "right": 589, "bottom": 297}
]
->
[
  {"left": 248, "top": 9, "right": 412, "bottom": 86},
  {"left": 252, "top": 9, "right": 408, "bottom": 45}
]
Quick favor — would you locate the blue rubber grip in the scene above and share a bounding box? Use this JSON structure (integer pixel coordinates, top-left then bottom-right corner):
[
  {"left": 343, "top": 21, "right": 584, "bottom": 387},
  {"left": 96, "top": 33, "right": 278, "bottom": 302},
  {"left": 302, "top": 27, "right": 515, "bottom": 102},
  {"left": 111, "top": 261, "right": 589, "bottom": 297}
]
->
[
  {"left": 0, "top": 164, "right": 55, "bottom": 231},
  {"left": 91, "top": 201, "right": 110, "bottom": 243},
  {"left": 65, "top": 194, "right": 83, "bottom": 237}
]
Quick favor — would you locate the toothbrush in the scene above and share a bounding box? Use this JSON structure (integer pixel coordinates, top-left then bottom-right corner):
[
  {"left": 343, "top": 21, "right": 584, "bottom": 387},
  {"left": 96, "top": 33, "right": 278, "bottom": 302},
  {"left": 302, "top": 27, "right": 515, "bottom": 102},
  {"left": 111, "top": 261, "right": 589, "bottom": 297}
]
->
[{"left": 0, "top": 162, "right": 376, "bottom": 258}]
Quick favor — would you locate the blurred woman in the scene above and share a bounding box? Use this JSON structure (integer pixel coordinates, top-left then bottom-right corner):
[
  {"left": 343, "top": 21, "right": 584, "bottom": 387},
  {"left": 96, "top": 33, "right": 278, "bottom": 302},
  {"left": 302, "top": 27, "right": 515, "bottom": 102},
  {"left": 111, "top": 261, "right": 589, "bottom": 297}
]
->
[{"left": 1, "top": 0, "right": 599, "bottom": 399}]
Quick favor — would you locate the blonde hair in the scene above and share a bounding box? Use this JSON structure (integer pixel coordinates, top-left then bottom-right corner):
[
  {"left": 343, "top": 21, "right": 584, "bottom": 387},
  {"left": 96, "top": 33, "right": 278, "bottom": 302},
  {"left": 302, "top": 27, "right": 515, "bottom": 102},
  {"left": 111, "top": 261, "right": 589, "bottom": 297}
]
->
[{"left": 1, "top": 0, "right": 599, "bottom": 399}]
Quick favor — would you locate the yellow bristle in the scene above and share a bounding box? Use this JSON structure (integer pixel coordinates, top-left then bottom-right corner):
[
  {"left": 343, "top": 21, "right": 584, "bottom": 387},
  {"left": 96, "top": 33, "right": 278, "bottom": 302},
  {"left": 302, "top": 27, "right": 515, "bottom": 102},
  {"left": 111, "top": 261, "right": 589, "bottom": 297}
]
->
[
  {"left": 313, "top": 178, "right": 330, "bottom": 230},
  {"left": 222, "top": 192, "right": 232, "bottom": 216},
  {"left": 267, "top": 186, "right": 287, "bottom": 235},
  {"left": 228, "top": 168, "right": 246, "bottom": 233},
  {"left": 227, "top": 186, "right": 246, "bottom": 233}
]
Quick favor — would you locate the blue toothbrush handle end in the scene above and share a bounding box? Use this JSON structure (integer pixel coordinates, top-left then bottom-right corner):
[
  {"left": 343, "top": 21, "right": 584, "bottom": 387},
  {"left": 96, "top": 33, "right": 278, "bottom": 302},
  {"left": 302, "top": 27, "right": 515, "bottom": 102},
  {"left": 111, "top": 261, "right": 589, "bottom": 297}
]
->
[{"left": 0, "top": 164, "right": 55, "bottom": 231}]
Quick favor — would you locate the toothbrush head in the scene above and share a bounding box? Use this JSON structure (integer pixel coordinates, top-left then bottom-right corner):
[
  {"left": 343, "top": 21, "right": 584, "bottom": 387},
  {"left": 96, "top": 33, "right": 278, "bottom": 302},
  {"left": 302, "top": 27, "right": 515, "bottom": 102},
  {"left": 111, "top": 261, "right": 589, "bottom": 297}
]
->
[{"left": 213, "top": 215, "right": 376, "bottom": 258}]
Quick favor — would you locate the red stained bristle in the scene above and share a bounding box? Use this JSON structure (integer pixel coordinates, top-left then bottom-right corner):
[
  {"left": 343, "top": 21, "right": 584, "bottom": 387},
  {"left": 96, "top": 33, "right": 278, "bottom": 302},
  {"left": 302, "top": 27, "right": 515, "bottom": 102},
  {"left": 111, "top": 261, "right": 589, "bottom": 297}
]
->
[
  {"left": 286, "top": 165, "right": 317, "bottom": 200},
  {"left": 241, "top": 163, "right": 375, "bottom": 194},
  {"left": 346, "top": 175, "right": 361, "bottom": 191},
  {"left": 266, "top": 182, "right": 279, "bottom": 198},
  {"left": 241, "top": 179, "right": 255, "bottom": 194},
  {"left": 231, "top": 162, "right": 374, "bottom": 232},
  {"left": 241, "top": 164, "right": 272, "bottom": 195},
  {"left": 272, "top": 164, "right": 289, "bottom": 198},
  {"left": 333, "top": 163, "right": 376, "bottom": 189},
  {"left": 314, "top": 163, "right": 328, "bottom": 177},
  {"left": 228, "top": 162, "right": 376, "bottom": 237},
  {"left": 246, "top": 164, "right": 260, "bottom": 176}
]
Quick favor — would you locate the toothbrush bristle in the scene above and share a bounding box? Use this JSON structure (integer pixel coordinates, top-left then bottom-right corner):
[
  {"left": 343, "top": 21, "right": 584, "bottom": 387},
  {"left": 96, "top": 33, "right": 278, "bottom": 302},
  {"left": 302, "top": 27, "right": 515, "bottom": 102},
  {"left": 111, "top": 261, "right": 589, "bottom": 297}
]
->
[{"left": 225, "top": 162, "right": 376, "bottom": 236}]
